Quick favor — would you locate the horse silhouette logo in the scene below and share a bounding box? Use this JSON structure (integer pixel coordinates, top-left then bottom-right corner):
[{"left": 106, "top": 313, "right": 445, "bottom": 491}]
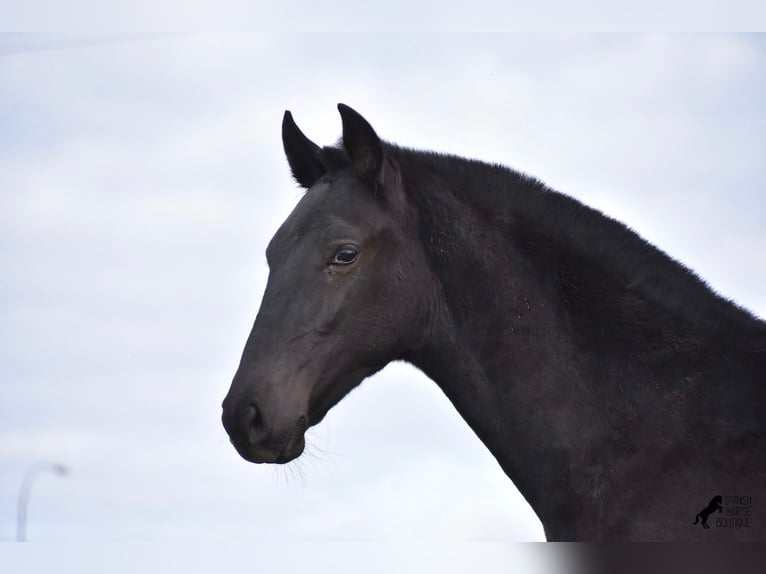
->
[{"left": 693, "top": 495, "right": 723, "bottom": 529}]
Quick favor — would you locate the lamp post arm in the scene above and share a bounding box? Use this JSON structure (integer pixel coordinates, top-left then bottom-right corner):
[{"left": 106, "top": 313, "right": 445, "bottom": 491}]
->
[{"left": 16, "top": 462, "right": 69, "bottom": 542}]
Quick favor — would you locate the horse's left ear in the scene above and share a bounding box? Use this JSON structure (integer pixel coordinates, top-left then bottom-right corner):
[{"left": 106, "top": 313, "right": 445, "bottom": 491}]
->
[
  {"left": 283, "top": 110, "right": 325, "bottom": 188},
  {"left": 338, "top": 103, "right": 383, "bottom": 178}
]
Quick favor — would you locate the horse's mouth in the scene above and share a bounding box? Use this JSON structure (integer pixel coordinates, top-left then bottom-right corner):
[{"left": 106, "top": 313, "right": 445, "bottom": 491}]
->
[
  {"left": 272, "top": 431, "right": 306, "bottom": 464},
  {"left": 230, "top": 422, "right": 307, "bottom": 465}
]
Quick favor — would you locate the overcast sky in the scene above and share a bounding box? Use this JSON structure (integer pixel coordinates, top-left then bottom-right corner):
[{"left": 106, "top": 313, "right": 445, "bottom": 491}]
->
[{"left": 1, "top": 32, "right": 765, "bottom": 568}]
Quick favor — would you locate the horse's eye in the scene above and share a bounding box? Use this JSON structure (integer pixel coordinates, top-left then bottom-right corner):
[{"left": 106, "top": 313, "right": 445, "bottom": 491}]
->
[{"left": 330, "top": 245, "right": 359, "bottom": 266}]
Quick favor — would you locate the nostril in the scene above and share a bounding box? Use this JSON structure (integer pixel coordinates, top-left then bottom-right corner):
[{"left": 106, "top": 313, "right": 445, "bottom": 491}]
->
[
  {"left": 246, "top": 403, "right": 265, "bottom": 443},
  {"left": 222, "top": 399, "right": 268, "bottom": 448}
]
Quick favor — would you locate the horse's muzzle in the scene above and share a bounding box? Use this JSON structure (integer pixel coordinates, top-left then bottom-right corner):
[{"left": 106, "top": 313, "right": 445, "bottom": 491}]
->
[{"left": 221, "top": 398, "right": 306, "bottom": 464}]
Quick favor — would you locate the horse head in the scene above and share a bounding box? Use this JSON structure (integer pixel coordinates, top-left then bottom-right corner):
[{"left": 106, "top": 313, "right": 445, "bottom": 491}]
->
[{"left": 221, "top": 105, "right": 432, "bottom": 463}]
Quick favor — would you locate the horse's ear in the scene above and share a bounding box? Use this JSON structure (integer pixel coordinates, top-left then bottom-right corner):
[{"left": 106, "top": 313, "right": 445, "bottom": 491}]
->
[
  {"left": 282, "top": 111, "right": 325, "bottom": 188},
  {"left": 338, "top": 104, "right": 383, "bottom": 178}
]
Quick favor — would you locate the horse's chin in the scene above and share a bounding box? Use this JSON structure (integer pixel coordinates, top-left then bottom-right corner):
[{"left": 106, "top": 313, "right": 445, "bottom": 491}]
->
[
  {"left": 307, "top": 365, "right": 381, "bottom": 427},
  {"left": 307, "top": 405, "right": 331, "bottom": 428}
]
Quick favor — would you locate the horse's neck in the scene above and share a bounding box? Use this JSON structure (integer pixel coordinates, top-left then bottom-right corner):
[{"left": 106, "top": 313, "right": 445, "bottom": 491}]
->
[
  {"left": 400, "top": 159, "right": 766, "bottom": 537},
  {"left": 407, "top": 193, "right": 710, "bottom": 537},
  {"left": 408, "top": 234, "right": 611, "bottom": 535}
]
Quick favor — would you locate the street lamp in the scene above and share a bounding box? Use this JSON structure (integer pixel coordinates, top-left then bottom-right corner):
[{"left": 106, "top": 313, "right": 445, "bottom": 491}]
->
[{"left": 16, "top": 461, "right": 69, "bottom": 542}]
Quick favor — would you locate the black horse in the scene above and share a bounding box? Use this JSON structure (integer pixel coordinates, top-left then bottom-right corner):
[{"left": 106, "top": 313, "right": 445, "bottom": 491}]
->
[
  {"left": 222, "top": 104, "right": 766, "bottom": 540},
  {"left": 694, "top": 495, "right": 723, "bottom": 529}
]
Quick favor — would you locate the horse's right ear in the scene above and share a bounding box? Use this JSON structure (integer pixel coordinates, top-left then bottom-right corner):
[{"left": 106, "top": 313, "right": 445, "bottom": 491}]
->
[{"left": 282, "top": 111, "right": 325, "bottom": 188}]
